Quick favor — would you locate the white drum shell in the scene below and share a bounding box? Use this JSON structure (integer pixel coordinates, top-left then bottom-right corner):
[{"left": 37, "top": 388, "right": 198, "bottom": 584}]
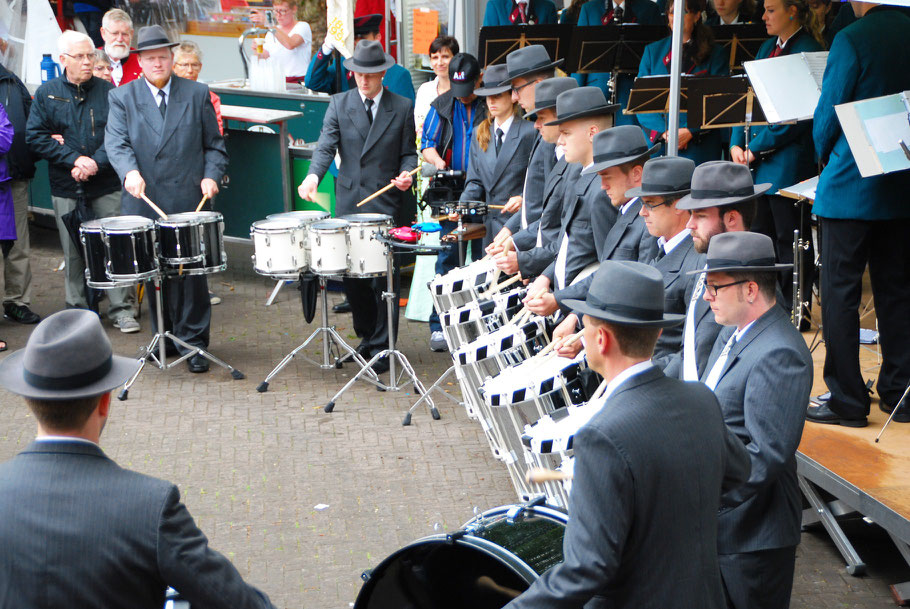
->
[
  {"left": 251, "top": 219, "right": 307, "bottom": 276},
  {"left": 308, "top": 222, "right": 349, "bottom": 276}
]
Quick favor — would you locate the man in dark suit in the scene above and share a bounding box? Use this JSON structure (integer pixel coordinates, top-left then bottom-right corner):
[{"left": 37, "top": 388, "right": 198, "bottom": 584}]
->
[
  {"left": 695, "top": 231, "right": 813, "bottom": 609},
  {"left": 504, "top": 260, "right": 750, "bottom": 609},
  {"left": 667, "top": 160, "right": 761, "bottom": 380},
  {"left": 300, "top": 40, "right": 417, "bottom": 370},
  {"left": 0, "top": 310, "right": 275, "bottom": 609},
  {"left": 105, "top": 25, "right": 228, "bottom": 374},
  {"left": 807, "top": 1, "right": 910, "bottom": 427}
]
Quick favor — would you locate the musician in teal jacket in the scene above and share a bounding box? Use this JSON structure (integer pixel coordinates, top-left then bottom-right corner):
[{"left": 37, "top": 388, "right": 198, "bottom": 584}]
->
[
  {"left": 806, "top": 2, "right": 910, "bottom": 428},
  {"left": 730, "top": 0, "right": 824, "bottom": 311},
  {"left": 482, "top": 0, "right": 558, "bottom": 26},
  {"left": 571, "top": 0, "right": 664, "bottom": 126},
  {"left": 636, "top": 0, "right": 729, "bottom": 164}
]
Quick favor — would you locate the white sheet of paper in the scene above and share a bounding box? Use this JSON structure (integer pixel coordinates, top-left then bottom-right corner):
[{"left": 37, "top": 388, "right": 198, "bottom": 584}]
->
[
  {"left": 864, "top": 113, "right": 910, "bottom": 154},
  {"left": 745, "top": 52, "right": 828, "bottom": 123}
]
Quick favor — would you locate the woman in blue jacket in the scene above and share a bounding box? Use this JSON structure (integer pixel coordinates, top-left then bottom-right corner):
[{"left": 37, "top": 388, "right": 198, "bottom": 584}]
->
[
  {"left": 636, "top": 0, "right": 729, "bottom": 165},
  {"left": 729, "top": 0, "right": 824, "bottom": 313}
]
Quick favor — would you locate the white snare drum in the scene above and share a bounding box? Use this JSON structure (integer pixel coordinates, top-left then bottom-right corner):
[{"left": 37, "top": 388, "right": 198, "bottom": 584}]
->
[
  {"left": 267, "top": 210, "right": 330, "bottom": 226},
  {"left": 308, "top": 218, "right": 350, "bottom": 276},
  {"left": 441, "top": 288, "right": 527, "bottom": 346},
  {"left": 429, "top": 258, "right": 499, "bottom": 312},
  {"left": 454, "top": 318, "right": 548, "bottom": 366},
  {"left": 251, "top": 218, "right": 306, "bottom": 277},
  {"left": 342, "top": 213, "right": 392, "bottom": 277},
  {"left": 482, "top": 351, "right": 589, "bottom": 408},
  {"left": 522, "top": 401, "right": 600, "bottom": 454}
]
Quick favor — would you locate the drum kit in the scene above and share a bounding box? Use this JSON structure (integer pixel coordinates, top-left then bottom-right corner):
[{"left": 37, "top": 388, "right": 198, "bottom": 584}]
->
[
  {"left": 250, "top": 210, "right": 441, "bottom": 422},
  {"left": 79, "top": 212, "right": 244, "bottom": 400}
]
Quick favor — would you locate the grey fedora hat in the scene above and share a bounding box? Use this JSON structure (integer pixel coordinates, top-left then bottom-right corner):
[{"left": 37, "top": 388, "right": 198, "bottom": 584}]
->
[
  {"left": 564, "top": 260, "right": 685, "bottom": 328},
  {"left": 0, "top": 310, "right": 141, "bottom": 400},
  {"left": 677, "top": 161, "right": 772, "bottom": 210},
  {"left": 131, "top": 25, "right": 179, "bottom": 53},
  {"left": 343, "top": 40, "right": 395, "bottom": 74},
  {"left": 625, "top": 156, "right": 696, "bottom": 198},
  {"left": 474, "top": 64, "right": 512, "bottom": 96},
  {"left": 688, "top": 231, "right": 792, "bottom": 275},
  {"left": 545, "top": 87, "right": 619, "bottom": 126},
  {"left": 499, "top": 44, "right": 564, "bottom": 85},
  {"left": 526, "top": 77, "right": 578, "bottom": 115},
  {"left": 581, "top": 125, "right": 660, "bottom": 175}
]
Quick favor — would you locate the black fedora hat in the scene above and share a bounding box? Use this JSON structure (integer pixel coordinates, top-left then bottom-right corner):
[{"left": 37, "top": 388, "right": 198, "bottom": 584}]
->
[
  {"left": 132, "top": 25, "right": 178, "bottom": 54},
  {"left": 0, "top": 310, "right": 141, "bottom": 400},
  {"left": 688, "top": 231, "right": 792, "bottom": 275},
  {"left": 564, "top": 260, "right": 685, "bottom": 328},
  {"left": 625, "top": 156, "right": 695, "bottom": 198},
  {"left": 499, "top": 44, "right": 564, "bottom": 85},
  {"left": 545, "top": 87, "right": 619, "bottom": 126},
  {"left": 474, "top": 64, "right": 512, "bottom": 96},
  {"left": 677, "top": 161, "right": 771, "bottom": 210},
  {"left": 449, "top": 53, "right": 481, "bottom": 98},
  {"left": 526, "top": 77, "right": 578, "bottom": 115},
  {"left": 581, "top": 125, "right": 660, "bottom": 175},
  {"left": 343, "top": 39, "right": 395, "bottom": 74}
]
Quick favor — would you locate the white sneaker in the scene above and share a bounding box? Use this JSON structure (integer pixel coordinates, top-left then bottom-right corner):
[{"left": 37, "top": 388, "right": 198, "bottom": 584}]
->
[
  {"left": 209, "top": 291, "right": 222, "bottom": 305},
  {"left": 430, "top": 331, "right": 448, "bottom": 352},
  {"left": 114, "top": 315, "right": 140, "bottom": 334}
]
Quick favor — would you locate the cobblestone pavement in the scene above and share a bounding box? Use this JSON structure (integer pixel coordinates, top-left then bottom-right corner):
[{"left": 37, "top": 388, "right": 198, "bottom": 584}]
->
[{"left": 0, "top": 225, "right": 906, "bottom": 608}]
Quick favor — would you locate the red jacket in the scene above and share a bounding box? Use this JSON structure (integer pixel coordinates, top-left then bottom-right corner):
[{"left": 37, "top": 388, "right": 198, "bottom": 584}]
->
[{"left": 100, "top": 49, "right": 142, "bottom": 86}]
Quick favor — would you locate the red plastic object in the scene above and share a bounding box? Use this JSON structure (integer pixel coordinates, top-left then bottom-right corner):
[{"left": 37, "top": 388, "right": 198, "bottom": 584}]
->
[{"left": 390, "top": 226, "right": 421, "bottom": 243}]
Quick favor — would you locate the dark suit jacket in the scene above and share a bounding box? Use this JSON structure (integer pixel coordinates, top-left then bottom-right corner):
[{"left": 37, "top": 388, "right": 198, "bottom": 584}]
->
[
  {"left": 514, "top": 156, "right": 573, "bottom": 277},
  {"left": 650, "top": 234, "right": 703, "bottom": 360},
  {"left": 506, "top": 366, "right": 750, "bottom": 609},
  {"left": 505, "top": 135, "right": 558, "bottom": 235},
  {"left": 106, "top": 75, "right": 228, "bottom": 217},
  {"left": 555, "top": 198, "right": 659, "bottom": 309},
  {"left": 0, "top": 440, "right": 274, "bottom": 609},
  {"left": 308, "top": 88, "right": 417, "bottom": 219},
  {"left": 661, "top": 276, "right": 722, "bottom": 380},
  {"left": 702, "top": 305, "right": 813, "bottom": 553}
]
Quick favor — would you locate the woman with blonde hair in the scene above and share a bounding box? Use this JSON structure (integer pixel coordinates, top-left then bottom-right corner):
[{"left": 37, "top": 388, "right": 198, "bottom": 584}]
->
[{"left": 459, "top": 63, "right": 536, "bottom": 249}]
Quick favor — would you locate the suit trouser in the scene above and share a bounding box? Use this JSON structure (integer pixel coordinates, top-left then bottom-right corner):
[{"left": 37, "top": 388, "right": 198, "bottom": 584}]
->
[
  {"left": 4, "top": 180, "right": 33, "bottom": 306},
  {"left": 818, "top": 217, "right": 910, "bottom": 417},
  {"left": 147, "top": 274, "right": 211, "bottom": 355},
  {"left": 51, "top": 192, "right": 135, "bottom": 320},
  {"left": 344, "top": 263, "right": 400, "bottom": 355},
  {"left": 719, "top": 546, "right": 796, "bottom": 609},
  {"left": 752, "top": 194, "right": 814, "bottom": 311}
]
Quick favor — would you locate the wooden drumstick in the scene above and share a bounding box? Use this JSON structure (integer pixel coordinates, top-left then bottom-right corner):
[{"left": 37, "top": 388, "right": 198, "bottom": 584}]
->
[
  {"left": 356, "top": 167, "right": 421, "bottom": 208},
  {"left": 482, "top": 273, "right": 522, "bottom": 296},
  {"left": 195, "top": 194, "right": 209, "bottom": 212},
  {"left": 481, "top": 234, "right": 513, "bottom": 262},
  {"left": 140, "top": 193, "right": 168, "bottom": 220},
  {"left": 526, "top": 467, "right": 573, "bottom": 484},
  {"left": 508, "top": 288, "right": 547, "bottom": 326},
  {"left": 536, "top": 330, "right": 584, "bottom": 359},
  {"left": 488, "top": 204, "right": 507, "bottom": 210}
]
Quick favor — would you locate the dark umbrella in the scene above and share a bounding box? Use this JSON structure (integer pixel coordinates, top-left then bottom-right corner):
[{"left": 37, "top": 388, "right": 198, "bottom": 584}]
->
[
  {"left": 298, "top": 271, "right": 318, "bottom": 324},
  {"left": 61, "top": 184, "right": 101, "bottom": 312}
]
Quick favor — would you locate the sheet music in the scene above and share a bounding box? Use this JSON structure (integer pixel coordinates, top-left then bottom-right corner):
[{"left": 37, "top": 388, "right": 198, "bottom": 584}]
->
[
  {"left": 744, "top": 52, "right": 828, "bottom": 122},
  {"left": 803, "top": 52, "right": 827, "bottom": 90},
  {"left": 778, "top": 175, "right": 818, "bottom": 201},
  {"left": 835, "top": 90, "right": 910, "bottom": 177}
]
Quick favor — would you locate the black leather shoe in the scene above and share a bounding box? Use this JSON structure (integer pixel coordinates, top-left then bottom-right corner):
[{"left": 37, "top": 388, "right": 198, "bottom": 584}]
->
[
  {"left": 187, "top": 354, "right": 210, "bottom": 373},
  {"left": 880, "top": 400, "right": 910, "bottom": 423},
  {"left": 371, "top": 355, "right": 390, "bottom": 374},
  {"left": 806, "top": 403, "right": 867, "bottom": 428},
  {"left": 4, "top": 303, "right": 40, "bottom": 324},
  {"left": 333, "top": 300, "right": 352, "bottom": 314},
  {"left": 355, "top": 342, "right": 372, "bottom": 358}
]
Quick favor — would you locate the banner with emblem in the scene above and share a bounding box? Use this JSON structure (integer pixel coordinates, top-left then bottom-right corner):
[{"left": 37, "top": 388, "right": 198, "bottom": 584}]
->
[{"left": 326, "top": 0, "right": 354, "bottom": 59}]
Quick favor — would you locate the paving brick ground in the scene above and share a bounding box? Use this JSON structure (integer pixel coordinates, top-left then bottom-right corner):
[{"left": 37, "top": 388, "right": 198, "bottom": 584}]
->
[{"left": 0, "top": 224, "right": 907, "bottom": 608}]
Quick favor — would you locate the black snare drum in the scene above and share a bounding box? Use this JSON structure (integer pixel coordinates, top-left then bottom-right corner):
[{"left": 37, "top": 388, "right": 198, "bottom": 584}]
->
[
  {"left": 100, "top": 216, "right": 159, "bottom": 282},
  {"left": 160, "top": 212, "right": 227, "bottom": 276},
  {"left": 80, "top": 220, "right": 133, "bottom": 289},
  {"left": 156, "top": 214, "right": 204, "bottom": 268}
]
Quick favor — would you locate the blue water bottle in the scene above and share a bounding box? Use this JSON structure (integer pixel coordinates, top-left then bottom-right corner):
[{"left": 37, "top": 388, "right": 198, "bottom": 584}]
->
[{"left": 40, "top": 54, "right": 61, "bottom": 83}]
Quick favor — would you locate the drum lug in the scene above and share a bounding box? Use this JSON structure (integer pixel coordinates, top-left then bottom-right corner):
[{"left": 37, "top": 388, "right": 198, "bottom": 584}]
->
[
  {"left": 360, "top": 569, "right": 373, "bottom": 582},
  {"left": 445, "top": 530, "right": 468, "bottom": 545}
]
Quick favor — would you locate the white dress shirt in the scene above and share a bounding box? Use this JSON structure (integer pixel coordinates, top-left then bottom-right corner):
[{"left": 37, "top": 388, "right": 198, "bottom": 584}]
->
[
  {"left": 359, "top": 88, "right": 384, "bottom": 123},
  {"left": 657, "top": 227, "right": 690, "bottom": 256}
]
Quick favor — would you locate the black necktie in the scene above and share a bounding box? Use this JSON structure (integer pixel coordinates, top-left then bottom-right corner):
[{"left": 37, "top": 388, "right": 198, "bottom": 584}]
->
[
  {"left": 364, "top": 98, "right": 374, "bottom": 124},
  {"left": 655, "top": 247, "right": 666, "bottom": 262},
  {"left": 157, "top": 89, "right": 167, "bottom": 118},
  {"left": 614, "top": 5, "right": 624, "bottom": 23},
  {"left": 495, "top": 128, "right": 504, "bottom": 156}
]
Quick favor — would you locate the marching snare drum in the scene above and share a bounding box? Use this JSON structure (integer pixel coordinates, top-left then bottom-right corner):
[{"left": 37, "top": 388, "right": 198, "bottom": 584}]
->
[
  {"left": 483, "top": 352, "right": 589, "bottom": 411},
  {"left": 430, "top": 258, "right": 499, "bottom": 313},
  {"left": 80, "top": 220, "right": 133, "bottom": 289},
  {"left": 251, "top": 218, "right": 307, "bottom": 277},
  {"left": 160, "top": 212, "right": 226, "bottom": 276},
  {"left": 308, "top": 218, "right": 349, "bottom": 276},
  {"left": 341, "top": 213, "right": 392, "bottom": 278},
  {"left": 522, "top": 401, "right": 600, "bottom": 454},
  {"left": 100, "top": 216, "right": 159, "bottom": 282},
  {"left": 353, "top": 504, "right": 567, "bottom": 609},
  {"left": 441, "top": 288, "right": 527, "bottom": 346},
  {"left": 156, "top": 214, "right": 204, "bottom": 267},
  {"left": 266, "top": 210, "right": 330, "bottom": 226}
]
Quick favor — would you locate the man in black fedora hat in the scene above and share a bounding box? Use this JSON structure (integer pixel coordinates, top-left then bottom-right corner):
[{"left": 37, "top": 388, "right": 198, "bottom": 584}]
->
[
  {"left": 300, "top": 39, "right": 417, "bottom": 371},
  {"left": 692, "top": 231, "right": 812, "bottom": 609},
  {"left": 504, "top": 260, "right": 750, "bottom": 609},
  {"left": 0, "top": 310, "right": 276, "bottom": 608},
  {"left": 106, "top": 24, "right": 228, "bottom": 373},
  {"left": 524, "top": 86, "right": 619, "bottom": 318}
]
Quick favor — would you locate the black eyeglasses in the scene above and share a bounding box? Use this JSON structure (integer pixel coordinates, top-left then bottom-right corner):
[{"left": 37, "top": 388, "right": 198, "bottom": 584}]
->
[
  {"left": 510, "top": 78, "right": 538, "bottom": 94},
  {"left": 63, "top": 53, "right": 94, "bottom": 63},
  {"left": 705, "top": 279, "right": 749, "bottom": 297},
  {"left": 641, "top": 199, "right": 670, "bottom": 211}
]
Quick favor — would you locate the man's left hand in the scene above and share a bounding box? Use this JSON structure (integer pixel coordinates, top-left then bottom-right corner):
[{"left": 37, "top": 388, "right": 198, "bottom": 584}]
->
[
  {"left": 494, "top": 250, "right": 519, "bottom": 275},
  {"left": 71, "top": 166, "right": 89, "bottom": 182},
  {"left": 201, "top": 178, "right": 219, "bottom": 199},
  {"left": 74, "top": 156, "right": 98, "bottom": 176},
  {"left": 392, "top": 171, "right": 413, "bottom": 191},
  {"left": 526, "top": 290, "right": 558, "bottom": 316}
]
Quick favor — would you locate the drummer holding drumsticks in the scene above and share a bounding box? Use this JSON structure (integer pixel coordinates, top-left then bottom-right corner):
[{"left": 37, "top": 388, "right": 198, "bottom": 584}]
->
[{"left": 298, "top": 40, "right": 417, "bottom": 372}]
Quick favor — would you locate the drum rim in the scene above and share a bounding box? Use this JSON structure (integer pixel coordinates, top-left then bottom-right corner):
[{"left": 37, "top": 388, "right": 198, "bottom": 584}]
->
[
  {"left": 483, "top": 359, "right": 586, "bottom": 403},
  {"left": 107, "top": 267, "right": 159, "bottom": 282},
  {"left": 156, "top": 214, "right": 206, "bottom": 226},
  {"left": 267, "top": 211, "right": 330, "bottom": 222},
  {"left": 251, "top": 219, "right": 308, "bottom": 231},
  {"left": 100, "top": 215, "right": 155, "bottom": 229},
  {"left": 309, "top": 219, "right": 350, "bottom": 232},
  {"left": 340, "top": 213, "right": 393, "bottom": 224}
]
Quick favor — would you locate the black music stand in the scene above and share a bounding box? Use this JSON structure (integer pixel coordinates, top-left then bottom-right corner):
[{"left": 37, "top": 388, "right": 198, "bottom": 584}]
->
[
  {"left": 686, "top": 75, "right": 767, "bottom": 129},
  {"left": 709, "top": 24, "right": 768, "bottom": 72},
  {"left": 625, "top": 74, "right": 691, "bottom": 115},
  {"left": 478, "top": 24, "right": 572, "bottom": 67}
]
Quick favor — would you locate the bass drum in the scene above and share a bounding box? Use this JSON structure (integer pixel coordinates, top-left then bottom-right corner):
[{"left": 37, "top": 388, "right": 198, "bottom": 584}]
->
[{"left": 354, "top": 504, "right": 567, "bottom": 609}]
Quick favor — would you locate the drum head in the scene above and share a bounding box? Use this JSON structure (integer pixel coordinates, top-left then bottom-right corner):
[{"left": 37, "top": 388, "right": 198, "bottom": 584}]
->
[
  {"left": 80, "top": 219, "right": 103, "bottom": 231},
  {"left": 342, "top": 213, "right": 392, "bottom": 224},
  {"left": 157, "top": 212, "right": 203, "bottom": 226},
  {"left": 267, "top": 210, "right": 330, "bottom": 224},
  {"left": 310, "top": 218, "right": 350, "bottom": 231},
  {"left": 251, "top": 218, "right": 302, "bottom": 231},
  {"left": 101, "top": 216, "right": 155, "bottom": 231}
]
